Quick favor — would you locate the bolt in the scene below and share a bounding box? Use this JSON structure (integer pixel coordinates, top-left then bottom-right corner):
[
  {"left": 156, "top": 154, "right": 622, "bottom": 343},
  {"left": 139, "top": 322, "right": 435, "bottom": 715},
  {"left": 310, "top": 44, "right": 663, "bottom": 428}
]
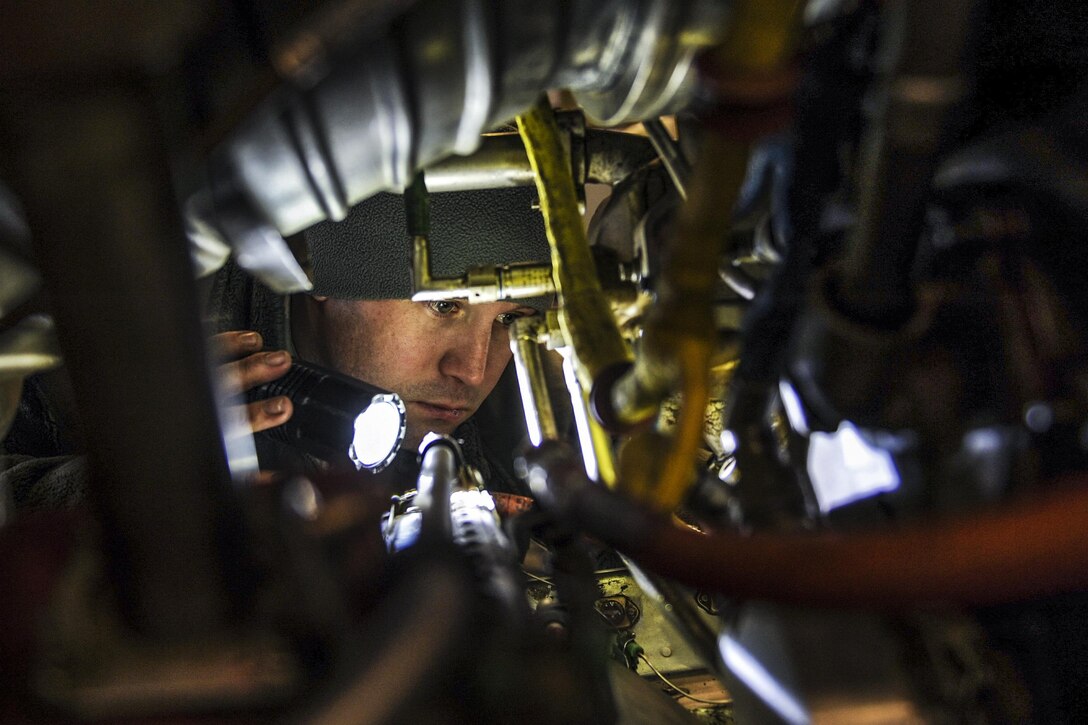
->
[
  {"left": 597, "top": 599, "right": 626, "bottom": 626},
  {"left": 660, "top": 646, "right": 673, "bottom": 658}
]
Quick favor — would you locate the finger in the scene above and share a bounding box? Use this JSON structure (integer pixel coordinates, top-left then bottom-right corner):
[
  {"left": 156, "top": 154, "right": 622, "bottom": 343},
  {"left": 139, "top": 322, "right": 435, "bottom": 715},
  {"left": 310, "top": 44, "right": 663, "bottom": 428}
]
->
[
  {"left": 222, "top": 350, "right": 291, "bottom": 392},
  {"left": 210, "top": 330, "right": 263, "bottom": 362},
  {"left": 247, "top": 395, "right": 293, "bottom": 433},
  {"left": 246, "top": 470, "right": 281, "bottom": 487}
]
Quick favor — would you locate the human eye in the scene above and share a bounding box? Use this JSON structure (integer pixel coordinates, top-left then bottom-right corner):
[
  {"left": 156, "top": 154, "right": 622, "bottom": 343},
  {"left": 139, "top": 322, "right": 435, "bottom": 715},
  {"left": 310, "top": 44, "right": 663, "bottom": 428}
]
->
[
  {"left": 427, "top": 300, "right": 463, "bottom": 317},
  {"left": 496, "top": 308, "right": 536, "bottom": 327}
]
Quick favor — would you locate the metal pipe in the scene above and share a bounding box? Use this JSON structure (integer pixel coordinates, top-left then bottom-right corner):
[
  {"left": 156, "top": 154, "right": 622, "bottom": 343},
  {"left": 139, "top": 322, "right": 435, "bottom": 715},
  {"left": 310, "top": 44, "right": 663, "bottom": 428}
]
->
[
  {"left": 411, "top": 234, "right": 556, "bottom": 304},
  {"left": 641, "top": 118, "right": 691, "bottom": 200},
  {"left": 609, "top": 135, "right": 748, "bottom": 429},
  {"left": 423, "top": 124, "right": 659, "bottom": 191},
  {"left": 609, "top": 136, "right": 738, "bottom": 506},
  {"left": 561, "top": 347, "right": 617, "bottom": 486},
  {"left": 508, "top": 317, "right": 559, "bottom": 446},
  {"left": 719, "top": 266, "right": 757, "bottom": 300},
  {"left": 423, "top": 132, "right": 538, "bottom": 191}
]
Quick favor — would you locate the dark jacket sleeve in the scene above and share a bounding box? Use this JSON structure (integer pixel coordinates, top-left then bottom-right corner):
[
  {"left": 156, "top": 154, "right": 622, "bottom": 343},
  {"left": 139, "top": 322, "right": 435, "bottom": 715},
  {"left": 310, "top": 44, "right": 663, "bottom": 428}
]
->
[
  {"left": 1, "top": 371, "right": 88, "bottom": 510},
  {"left": 1, "top": 454, "right": 88, "bottom": 510}
]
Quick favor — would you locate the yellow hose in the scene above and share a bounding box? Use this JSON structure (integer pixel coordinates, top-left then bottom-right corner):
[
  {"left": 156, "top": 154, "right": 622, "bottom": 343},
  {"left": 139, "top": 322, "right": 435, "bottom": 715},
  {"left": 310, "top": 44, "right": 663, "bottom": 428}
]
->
[
  {"left": 618, "top": 137, "right": 749, "bottom": 508},
  {"left": 515, "top": 97, "right": 631, "bottom": 392},
  {"left": 613, "top": 0, "right": 803, "bottom": 510}
]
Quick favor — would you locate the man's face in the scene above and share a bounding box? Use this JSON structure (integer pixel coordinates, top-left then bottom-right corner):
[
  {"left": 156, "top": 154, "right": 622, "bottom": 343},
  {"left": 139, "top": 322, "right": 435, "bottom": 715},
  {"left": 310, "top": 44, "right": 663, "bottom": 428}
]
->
[{"left": 298, "top": 297, "right": 536, "bottom": 449}]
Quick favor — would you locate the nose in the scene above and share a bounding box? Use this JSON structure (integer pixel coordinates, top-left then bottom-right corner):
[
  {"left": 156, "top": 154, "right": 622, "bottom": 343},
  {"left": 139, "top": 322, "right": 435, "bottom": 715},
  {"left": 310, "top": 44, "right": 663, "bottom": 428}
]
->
[{"left": 439, "top": 322, "right": 492, "bottom": 387}]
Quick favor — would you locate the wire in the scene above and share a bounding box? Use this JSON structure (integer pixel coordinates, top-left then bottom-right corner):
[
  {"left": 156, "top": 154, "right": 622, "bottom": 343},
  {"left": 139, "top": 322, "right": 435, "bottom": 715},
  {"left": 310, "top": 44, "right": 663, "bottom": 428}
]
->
[
  {"left": 642, "top": 117, "right": 691, "bottom": 200},
  {"left": 522, "top": 569, "right": 555, "bottom": 587},
  {"left": 638, "top": 654, "right": 733, "bottom": 707}
]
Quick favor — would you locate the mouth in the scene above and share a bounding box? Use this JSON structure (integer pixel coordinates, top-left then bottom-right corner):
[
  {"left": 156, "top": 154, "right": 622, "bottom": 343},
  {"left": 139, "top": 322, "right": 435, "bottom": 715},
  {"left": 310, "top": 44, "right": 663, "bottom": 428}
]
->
[{"left": 410, "top": 401, "right": 469, "bottom": 424}]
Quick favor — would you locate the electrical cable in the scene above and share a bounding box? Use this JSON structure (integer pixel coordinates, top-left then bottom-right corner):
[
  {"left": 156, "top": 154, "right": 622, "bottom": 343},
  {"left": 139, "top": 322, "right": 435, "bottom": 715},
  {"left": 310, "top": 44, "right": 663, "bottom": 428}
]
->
[
  {"left": 523, "top": 569, "right": 555, "bottom": 587},
  {"left": 638, "top": 654, "right": 733, "bottom": 706}
]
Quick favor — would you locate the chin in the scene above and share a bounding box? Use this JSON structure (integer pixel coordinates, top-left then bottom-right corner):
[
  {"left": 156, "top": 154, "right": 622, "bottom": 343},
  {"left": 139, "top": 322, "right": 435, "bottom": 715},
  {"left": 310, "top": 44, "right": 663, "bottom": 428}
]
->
[{"left": 403, "top": 424, "right": 453, "bottom": 452}]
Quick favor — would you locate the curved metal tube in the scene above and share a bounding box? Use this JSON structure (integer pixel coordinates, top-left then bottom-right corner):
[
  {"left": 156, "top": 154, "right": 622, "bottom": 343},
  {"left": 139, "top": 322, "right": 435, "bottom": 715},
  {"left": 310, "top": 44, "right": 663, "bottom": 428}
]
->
[
  {"left": 719, "top": 266, "right": 758, "bottom": 301},
  {"left": 403, "top": 171, "right": 556, "bottom": 303},
  {"left": 412, "top": 233, "right": 556, "bottom": 304},
  {"left": 199, "top": 0, "right": 727, "bottom": 290},
  {"left": 641, "top": 118, "right": 691, "bottom": 200},
  {"left": 561, "top": 347, "right": 618, "bottom": 486},
  {"left": 424, "top": 122, "right": 660, "bottom": 192}
]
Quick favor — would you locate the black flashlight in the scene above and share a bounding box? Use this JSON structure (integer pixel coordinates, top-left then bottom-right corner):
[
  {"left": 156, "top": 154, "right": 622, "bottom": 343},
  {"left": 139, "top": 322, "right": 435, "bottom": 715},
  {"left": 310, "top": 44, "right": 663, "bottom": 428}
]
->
[{"left": 252, "top": 358, "right": 406, "bottom": 471}]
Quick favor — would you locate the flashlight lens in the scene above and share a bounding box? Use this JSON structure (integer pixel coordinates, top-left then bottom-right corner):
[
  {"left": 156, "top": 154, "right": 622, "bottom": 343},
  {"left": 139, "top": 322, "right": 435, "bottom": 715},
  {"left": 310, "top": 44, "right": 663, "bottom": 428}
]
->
[{"left": 350, "top": 394, "right": 407, "bottom": 470}]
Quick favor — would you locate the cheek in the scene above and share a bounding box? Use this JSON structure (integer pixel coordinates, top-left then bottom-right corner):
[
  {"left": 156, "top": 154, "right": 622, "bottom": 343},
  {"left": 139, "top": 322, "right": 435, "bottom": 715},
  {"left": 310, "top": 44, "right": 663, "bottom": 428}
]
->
[
  {"left": 337, "top": 310, "right": 431, "bottom": 389},
  {"left": 321, "top": 306, "right": 386, "bottom": 380},
  {"left": 485, "top": 331, "right": 513, "bottom": 378}
]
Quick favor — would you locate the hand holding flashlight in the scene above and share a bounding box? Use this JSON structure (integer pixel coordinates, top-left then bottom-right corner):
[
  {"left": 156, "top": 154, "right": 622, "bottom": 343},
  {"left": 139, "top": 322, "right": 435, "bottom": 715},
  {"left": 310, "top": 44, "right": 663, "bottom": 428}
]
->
[{"left": 211, "top": 330, "right": 294, "bottom": 432}]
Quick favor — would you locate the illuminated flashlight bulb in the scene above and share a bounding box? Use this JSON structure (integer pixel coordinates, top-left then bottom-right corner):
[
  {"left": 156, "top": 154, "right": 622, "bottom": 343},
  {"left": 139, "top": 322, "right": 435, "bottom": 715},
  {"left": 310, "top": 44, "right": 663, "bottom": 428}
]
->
[{"left": 350, "top": 393, "right": 408, "bottom": 470}]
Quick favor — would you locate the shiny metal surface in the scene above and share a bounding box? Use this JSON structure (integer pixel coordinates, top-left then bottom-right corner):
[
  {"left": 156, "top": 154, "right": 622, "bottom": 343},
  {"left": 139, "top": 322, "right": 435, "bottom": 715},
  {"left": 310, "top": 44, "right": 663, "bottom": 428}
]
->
[
  {"left": 509, "top": 317, "right": 560, "bottom": 446},
  {"left": 415, "top": 435, "right": 461, "bottom": 541},
  {"left": 411, "top": 234, "right": 556, "bottom": 304},
  {"left": 195, "top": 0, "right": 725, "bottom": 290}
]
